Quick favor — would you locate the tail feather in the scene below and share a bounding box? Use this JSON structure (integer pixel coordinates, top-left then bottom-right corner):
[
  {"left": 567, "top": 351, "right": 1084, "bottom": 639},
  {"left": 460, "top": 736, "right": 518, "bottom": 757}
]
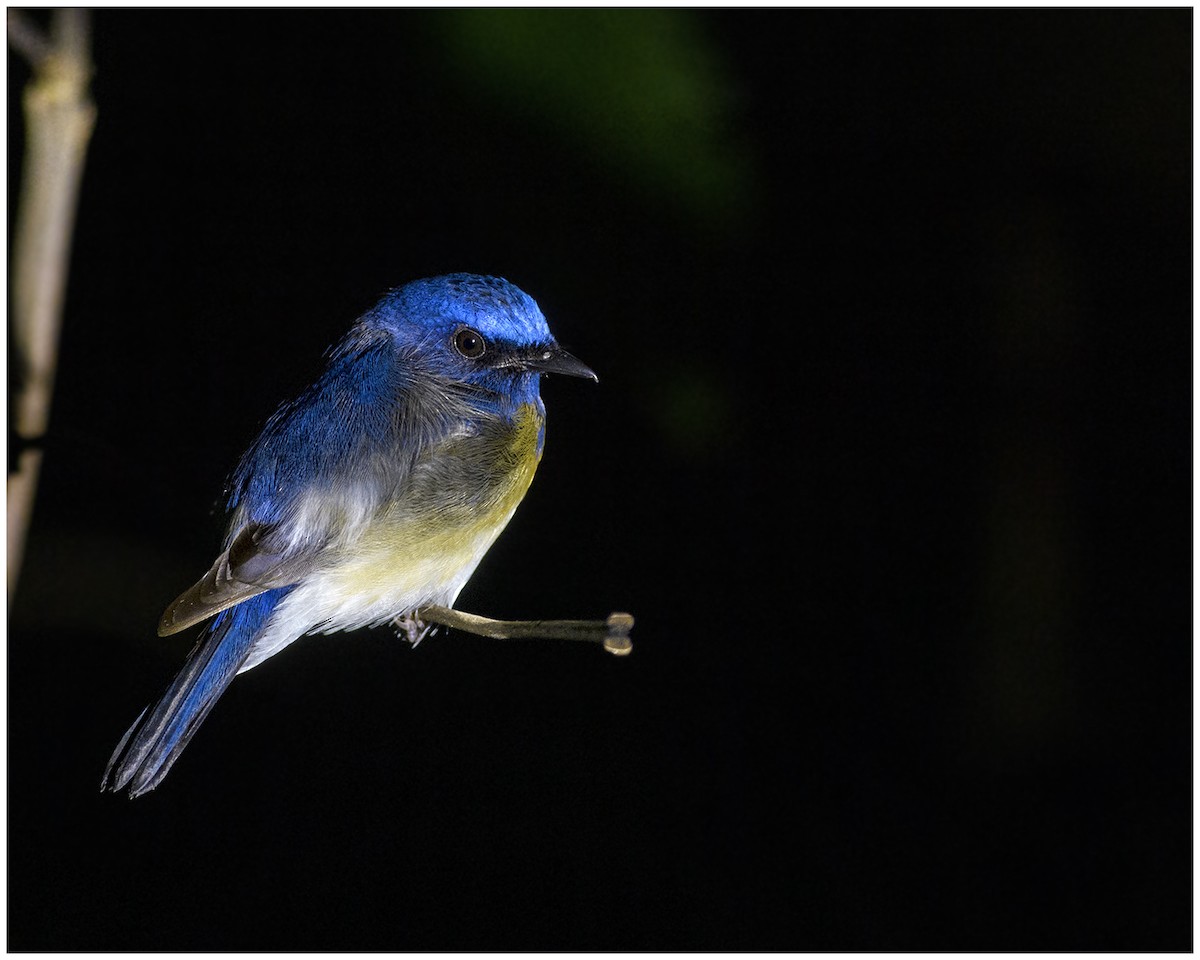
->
[{"left": 102, "top": 588, "right": 291, "bottom": 798}]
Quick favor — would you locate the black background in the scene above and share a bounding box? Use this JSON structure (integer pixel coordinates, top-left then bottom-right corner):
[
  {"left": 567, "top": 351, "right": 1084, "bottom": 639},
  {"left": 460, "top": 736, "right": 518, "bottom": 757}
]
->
[{"left": 9, "top": 9, "right": 1191, "bottom": 951}]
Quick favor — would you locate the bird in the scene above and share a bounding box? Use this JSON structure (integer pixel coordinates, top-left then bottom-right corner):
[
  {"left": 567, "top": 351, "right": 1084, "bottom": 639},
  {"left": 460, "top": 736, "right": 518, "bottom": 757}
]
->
[{"left": 102, "top": 274, "right": 598, "bottom": 798}]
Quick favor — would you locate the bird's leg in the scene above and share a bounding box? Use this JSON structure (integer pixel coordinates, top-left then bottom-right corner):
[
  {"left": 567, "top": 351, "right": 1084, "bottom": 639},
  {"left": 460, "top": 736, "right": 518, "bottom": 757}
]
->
[
  {"left": 392, "top": 609, "right": 435, "bottom": 647},
  {"left": 418, "top": 606, "right": 634, "bottom": 656}
]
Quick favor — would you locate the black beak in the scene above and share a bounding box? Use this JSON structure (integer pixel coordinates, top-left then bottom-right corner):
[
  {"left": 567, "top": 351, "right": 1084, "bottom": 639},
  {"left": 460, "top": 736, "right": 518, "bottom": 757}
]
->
[{"left": 524, "top": 344, "right": 598, "bottom": 382}]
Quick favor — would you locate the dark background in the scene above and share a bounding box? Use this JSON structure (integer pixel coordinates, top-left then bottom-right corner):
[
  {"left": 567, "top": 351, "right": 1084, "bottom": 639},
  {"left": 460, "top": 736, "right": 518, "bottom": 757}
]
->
[{"left": 8, "top": 9, "right": 1191, "bottom": 951}]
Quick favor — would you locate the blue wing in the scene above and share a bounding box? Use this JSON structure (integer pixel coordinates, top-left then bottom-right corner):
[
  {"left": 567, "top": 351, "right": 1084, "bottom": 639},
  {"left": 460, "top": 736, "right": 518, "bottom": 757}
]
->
[
  {"left": 155, "top": 327, "right": 470, "bottom": 637},
  {"left": 157, "top": 330, "right": 404, "bottom": 627}
]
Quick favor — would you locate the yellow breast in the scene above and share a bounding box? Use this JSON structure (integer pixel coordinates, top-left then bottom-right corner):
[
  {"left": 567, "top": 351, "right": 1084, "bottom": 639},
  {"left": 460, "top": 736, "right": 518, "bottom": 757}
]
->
[{"left": 318, "top": 403, "right": 545, "bottom": 622}]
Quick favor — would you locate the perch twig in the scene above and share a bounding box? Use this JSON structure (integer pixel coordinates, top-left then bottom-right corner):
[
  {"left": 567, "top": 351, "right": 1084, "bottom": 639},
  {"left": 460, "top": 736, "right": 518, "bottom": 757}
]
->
[{"left": 416, "top": 605, "right": 634, "bottom": 656}]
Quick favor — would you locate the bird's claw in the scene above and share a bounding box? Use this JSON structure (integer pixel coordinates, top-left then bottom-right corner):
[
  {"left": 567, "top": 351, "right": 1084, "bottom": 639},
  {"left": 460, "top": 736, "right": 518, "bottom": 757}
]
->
[{"left": 393, "top": 610, "right": 434, "bottom": 647}]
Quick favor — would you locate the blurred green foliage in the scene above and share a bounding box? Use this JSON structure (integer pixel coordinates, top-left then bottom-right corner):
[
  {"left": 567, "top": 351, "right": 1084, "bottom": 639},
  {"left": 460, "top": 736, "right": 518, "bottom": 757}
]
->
[
  {"left": 435, "top": 9, "right": 754, "bottom": 225},
  {"left": 653, "top": 361, "right": 732, "bottom": 457}
]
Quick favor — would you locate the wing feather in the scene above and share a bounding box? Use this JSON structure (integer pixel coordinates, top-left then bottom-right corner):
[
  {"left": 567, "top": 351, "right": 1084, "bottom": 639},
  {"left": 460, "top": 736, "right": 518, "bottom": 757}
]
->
[
  {"left": 157, "top": 337, "right": 486, "bottom": 638},
  {"left": 158, "top": 521, "right": 315, "bottom": 635}
]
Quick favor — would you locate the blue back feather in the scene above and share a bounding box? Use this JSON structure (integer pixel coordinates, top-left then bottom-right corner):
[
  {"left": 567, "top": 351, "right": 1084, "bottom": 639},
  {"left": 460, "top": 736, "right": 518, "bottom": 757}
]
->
[{"left": 228, "top": 334, "right": 403, "bottom": 525}]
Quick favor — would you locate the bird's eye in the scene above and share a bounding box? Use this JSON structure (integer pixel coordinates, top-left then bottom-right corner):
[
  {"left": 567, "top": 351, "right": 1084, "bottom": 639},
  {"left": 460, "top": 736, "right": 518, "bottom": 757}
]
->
[{"left": 453, "top": 327, "right": 486, "bottom": 360}]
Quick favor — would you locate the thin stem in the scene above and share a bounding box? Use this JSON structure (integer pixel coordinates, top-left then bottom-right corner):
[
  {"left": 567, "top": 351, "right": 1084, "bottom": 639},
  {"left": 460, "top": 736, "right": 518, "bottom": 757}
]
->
[
  {"left": 420, "top": 606, "right": 634, "bottom": 656},
  {"left": 8, "top": 8, "right": 96, "bottom": 606}
]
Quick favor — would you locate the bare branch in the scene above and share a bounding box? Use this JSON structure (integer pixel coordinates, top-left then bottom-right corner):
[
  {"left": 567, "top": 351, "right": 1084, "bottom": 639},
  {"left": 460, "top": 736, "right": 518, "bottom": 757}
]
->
[
  {"left": 8, "top": 8, "right": 96, "bottom": 606},
  {"left": 418, "top": 606, "right": 635, "bottom": 656}
]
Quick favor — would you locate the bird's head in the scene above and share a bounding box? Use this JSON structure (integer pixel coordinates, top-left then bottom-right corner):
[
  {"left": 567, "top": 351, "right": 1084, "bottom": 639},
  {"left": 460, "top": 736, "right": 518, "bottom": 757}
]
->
[{"left": 366, "top": 274, "right": 596, "bottom": 400}]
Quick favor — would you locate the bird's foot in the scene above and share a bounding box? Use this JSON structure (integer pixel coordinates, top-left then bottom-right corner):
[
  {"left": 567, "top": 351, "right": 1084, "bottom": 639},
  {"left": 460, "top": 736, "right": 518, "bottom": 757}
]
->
[{"left": 392, "top": 610, "right": 435, "bottom": 647}]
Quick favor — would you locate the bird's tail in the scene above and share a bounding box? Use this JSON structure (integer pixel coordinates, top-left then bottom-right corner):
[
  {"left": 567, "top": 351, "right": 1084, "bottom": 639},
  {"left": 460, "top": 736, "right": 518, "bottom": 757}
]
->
[{"left": 102, "top": 588, "right": 291, "bottom": 798}]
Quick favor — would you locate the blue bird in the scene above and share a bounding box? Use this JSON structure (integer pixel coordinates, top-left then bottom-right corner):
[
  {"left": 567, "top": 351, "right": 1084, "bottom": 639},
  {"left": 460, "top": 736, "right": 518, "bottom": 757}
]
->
[{"left": 102, "top": 274, "right": 598, "bottom": 797}]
